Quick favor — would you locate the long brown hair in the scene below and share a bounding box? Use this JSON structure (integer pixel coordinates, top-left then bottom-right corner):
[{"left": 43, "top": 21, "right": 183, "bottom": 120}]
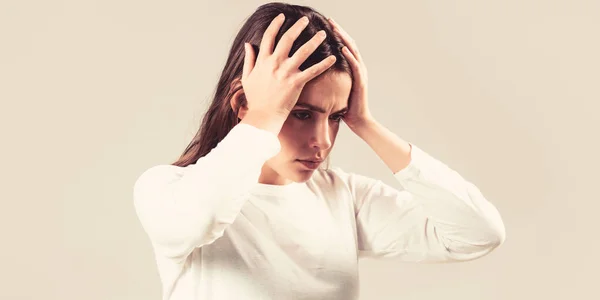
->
[{"left": 172, "top": 2, "right": 352, "bottom": 168}]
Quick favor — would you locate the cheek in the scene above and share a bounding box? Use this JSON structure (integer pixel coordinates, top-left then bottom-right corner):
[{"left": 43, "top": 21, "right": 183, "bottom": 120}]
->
[
  {"left": 279, "top": 116, "right": 313, "bottom": 138},
  {"left": 277, "top": 125, "right": 304, "bottom": 152}
]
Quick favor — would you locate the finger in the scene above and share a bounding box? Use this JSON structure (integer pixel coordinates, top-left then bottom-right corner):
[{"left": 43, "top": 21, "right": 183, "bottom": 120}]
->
[
  {"left": 341, "top": 46, "right": 365, "bottom": 83},
  {"left": 341, "top": 46, "right": 358, "bottom": 73},
  {"left": 258, "top": 13, "right": 286, "bottom": 60},
  {"left": 285, "top": 30, "right": 327, "bottom": 70},
  {"left": 328, "top": 18, "right": 362, "bottom": 61},
  {"left": 272, "top": 16, "right": 310, "bottom": 59},
  {"left": 295, "top": 55, "right": 336, "bottom": 83},
  {"left": 242, "top": 42, "right": 255, "bottom": 81}
]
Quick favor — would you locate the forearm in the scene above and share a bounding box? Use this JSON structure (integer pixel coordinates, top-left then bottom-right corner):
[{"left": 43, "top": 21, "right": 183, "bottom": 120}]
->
[
  {"left": 241, "top": 110, "right": 288, "bottom": 136},
  {"left": 350, "top": 119, "right": 506, "bottom": 259},
  {"left": 133, "top": 123, "right": 281, "bottom": 259},
  {"left": 348, "top": 118, "right": 412, "bottom": 174}
]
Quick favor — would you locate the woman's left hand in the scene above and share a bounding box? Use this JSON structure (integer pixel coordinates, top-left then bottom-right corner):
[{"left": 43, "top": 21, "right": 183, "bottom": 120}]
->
[{"left": 328, "top": 17, "right": 374, "bottom": 129}]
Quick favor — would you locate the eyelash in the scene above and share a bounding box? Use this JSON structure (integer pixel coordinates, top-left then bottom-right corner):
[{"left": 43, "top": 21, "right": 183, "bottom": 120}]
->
[{"left": 292, "top": 111, "right": 344, "bottom": 122}]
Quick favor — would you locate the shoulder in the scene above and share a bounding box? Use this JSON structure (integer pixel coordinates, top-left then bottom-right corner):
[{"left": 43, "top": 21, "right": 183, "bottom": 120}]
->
[{"left": 133, "top": 164, "right": 186, "bottom": 194}]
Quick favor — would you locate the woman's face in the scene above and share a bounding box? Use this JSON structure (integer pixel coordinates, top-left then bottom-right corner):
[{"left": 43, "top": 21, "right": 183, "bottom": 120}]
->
[{"left": 259, "top": 71, "right": 352, "bottom": 185}]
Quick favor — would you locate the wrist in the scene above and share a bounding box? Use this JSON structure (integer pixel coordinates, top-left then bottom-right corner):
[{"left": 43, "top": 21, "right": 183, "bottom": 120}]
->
[
  {"left": 346, "top": 116, "right": 376, "bottom": 133},
  {"left": 241, "top": 110, "right": 289, "bottom": 136}
]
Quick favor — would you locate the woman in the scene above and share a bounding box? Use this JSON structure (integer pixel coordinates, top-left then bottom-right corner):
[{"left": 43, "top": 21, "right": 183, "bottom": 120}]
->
[{"left": 133, "top": 2, "right": 506, "bottom": 300}]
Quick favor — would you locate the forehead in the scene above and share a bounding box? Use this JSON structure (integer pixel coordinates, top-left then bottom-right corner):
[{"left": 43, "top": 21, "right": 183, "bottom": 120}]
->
[{"left": 297, "top": 71, "right": 352, "bottom": 111}]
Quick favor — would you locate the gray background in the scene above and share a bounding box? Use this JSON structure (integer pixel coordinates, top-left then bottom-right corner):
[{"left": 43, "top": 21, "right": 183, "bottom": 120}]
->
[{"left": 1, "top": 0, "right": 598, "bottom": 299}]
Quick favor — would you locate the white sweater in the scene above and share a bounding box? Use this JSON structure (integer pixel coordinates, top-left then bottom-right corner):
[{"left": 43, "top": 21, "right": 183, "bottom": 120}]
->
[{"left": 133, "top": 123, "right": 505, "bottom": 300}]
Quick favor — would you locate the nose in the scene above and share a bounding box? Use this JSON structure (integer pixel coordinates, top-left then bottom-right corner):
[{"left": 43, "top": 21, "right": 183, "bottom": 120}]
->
[{"left": 309, "top": 120, "right": 332, "bottom": 151}]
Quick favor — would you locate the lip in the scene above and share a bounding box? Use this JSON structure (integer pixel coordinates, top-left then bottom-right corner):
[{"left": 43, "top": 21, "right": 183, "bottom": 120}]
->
[{"left": 296, "top": 159, "right": 321, "bottom": 170}]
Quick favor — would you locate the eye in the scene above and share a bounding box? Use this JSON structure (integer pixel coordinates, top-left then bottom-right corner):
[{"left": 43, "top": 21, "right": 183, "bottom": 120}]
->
[
  {"left": 292, "top": 111, "right": 344, "bottom": 122},
  {"left": 330, "top": 114, "right": 344, "bottom": 122},
  {"left": 292, "top": 111, "right": 311, "bottom": 120}
]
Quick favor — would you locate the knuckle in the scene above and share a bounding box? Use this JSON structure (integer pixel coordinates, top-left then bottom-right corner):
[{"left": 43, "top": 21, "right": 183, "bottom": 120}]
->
[
  {"left": 313, "top": 35, "right": 324, "bottom": 45},
  {"left": 274, "top": 68, "right": 290, "bottom": 81},
  {"left": 279, "top": 59, "right": 293, "bottom": 71},
  {"left": 280, "top": 34, "right": 292, "bottom": 45},
  {"left": 289, "top": 75, "right": 304, "bottom": 87},
  {"left": 299, "top": 46, "right": 311, "bottom": 58},
  {"left": 265, "top": 56, "right": 278, "bottom": 67},
  {"left": 309, "top": 64, "right": 322, "bottom": 76}
]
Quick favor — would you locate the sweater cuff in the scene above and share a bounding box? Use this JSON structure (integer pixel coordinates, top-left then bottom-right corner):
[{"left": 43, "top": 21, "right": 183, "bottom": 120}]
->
[
  {"left": 392, "top": 143, "right": 427, "bottom": 181},
  {"left": 226, "top": 123, "right": 282, "bottom": 160}
]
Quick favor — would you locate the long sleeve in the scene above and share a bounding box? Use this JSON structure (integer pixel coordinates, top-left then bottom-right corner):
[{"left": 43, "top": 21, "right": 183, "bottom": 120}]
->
[
  {"left": 344, "top": 143, "right": 505, "bottom": 263},
  {"left": 132, "top": 123, "right": 281, "bottom": 262}
]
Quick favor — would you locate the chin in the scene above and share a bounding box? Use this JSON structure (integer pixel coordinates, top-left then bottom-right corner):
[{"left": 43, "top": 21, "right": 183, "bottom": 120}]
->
[
  {"left": 296, "top": 172, "right": 315, "bottom": 182},
  {"left": 269, "top": 160, "right": 322, "bottom": 184},
  {"left": 285, "top": 169, "right": 316, "bottom": 183}
]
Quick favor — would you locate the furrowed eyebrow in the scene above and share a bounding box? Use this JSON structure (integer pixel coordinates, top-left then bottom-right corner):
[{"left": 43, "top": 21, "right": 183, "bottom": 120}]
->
[{"left": 295, "top": 102, "right": 348, "bottom": 115}]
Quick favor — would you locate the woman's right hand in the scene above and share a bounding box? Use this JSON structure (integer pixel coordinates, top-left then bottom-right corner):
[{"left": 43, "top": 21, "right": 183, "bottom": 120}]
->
[{"left": 241, "top": 13, "right": 336, "bottom": 119}]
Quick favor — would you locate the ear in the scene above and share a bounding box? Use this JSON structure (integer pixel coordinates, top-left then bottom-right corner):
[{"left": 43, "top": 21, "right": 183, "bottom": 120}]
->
[{"left": 229, "top": 77, "right": 248, "bottom": 120}]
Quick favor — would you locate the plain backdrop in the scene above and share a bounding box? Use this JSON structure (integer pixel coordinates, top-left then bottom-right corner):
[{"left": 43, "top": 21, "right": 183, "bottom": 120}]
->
[{"left": 1, "top": 0, "right": 598, "bottom": 299}]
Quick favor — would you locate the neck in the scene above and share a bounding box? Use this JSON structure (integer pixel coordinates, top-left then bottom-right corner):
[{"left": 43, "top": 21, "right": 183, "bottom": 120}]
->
[{"left": 258, "top": 164, "right": 293, "bottom": 185}]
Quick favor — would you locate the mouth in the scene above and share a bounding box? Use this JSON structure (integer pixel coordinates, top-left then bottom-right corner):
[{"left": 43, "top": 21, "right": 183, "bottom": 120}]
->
[{"left": 296, "top": 159, "right": 322, "bottom": 170}]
